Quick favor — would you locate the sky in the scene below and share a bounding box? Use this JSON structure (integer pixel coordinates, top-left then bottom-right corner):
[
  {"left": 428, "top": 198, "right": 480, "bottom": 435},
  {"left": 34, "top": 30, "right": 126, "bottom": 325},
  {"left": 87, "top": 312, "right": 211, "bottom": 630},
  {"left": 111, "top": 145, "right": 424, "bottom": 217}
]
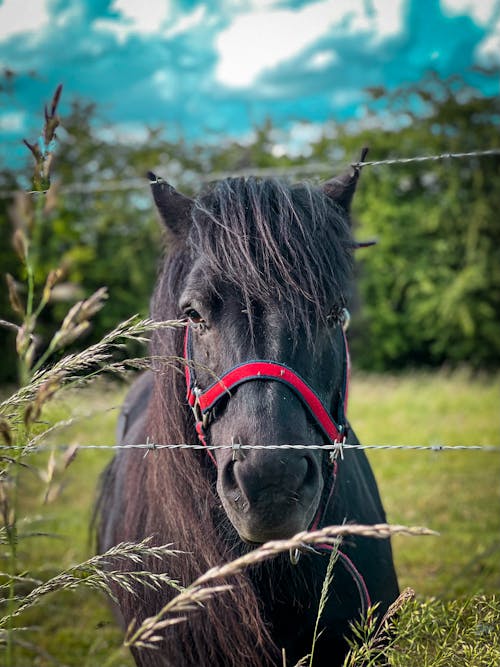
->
[{"left": 0, "top": 0, "right": 499, "bottom": 163}]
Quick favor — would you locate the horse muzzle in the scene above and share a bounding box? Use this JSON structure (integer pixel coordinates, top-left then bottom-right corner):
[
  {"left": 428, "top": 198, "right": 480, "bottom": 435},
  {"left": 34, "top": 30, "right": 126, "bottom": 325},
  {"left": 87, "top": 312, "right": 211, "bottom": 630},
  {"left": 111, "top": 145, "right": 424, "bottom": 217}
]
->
[{"left": 217, "top": 446, "right": 323, "bottom": 543}]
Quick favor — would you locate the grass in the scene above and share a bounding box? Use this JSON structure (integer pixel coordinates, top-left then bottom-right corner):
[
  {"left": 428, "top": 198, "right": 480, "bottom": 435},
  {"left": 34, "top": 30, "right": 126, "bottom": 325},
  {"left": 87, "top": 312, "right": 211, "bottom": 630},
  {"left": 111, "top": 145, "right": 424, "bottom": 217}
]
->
[
  {"left": 349, "top": 370, "right": 500, "bottom": 598},
  {"left": 4, "top": 382, "right": 133, "bottom": 667},
  {"left": 2, "top": 369, "right": 499, "bottom": 665}
]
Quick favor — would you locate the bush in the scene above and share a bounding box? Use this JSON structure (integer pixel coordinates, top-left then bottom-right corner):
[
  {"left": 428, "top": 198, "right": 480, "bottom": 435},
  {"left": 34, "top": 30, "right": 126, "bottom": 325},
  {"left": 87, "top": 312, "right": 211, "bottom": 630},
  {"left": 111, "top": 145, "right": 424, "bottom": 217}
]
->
[{"left": 1, "top": 74, "right": 499, "bottom": 382}]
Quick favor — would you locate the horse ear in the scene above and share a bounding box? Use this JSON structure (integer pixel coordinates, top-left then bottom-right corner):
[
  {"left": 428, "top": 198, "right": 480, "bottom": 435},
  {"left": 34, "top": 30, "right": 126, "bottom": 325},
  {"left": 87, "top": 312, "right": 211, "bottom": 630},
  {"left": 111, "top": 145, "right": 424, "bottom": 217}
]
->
[
  {"left": 147, "top": 171, "right": 193, "bottom": 235},
  {"left": 322, "top": 147, "right": 368, "bottom": 213}
]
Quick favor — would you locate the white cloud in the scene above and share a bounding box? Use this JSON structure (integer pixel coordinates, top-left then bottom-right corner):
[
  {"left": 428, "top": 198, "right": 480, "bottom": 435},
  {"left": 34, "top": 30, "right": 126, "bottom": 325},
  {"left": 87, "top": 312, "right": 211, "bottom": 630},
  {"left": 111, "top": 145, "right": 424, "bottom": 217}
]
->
[
  {"left": 164, "top": 5, "right": 206, "bottom": 38},
  {"left": 308, "top": 50, "right": 337, "bottom": 70},
  {"left": 93, "top": 19, "right": 131, "bottom": 44},
  {"left": 152, "top": 68, "right": 178, "bottom": 100},
  {"left": 95, "top": 1, "right": 207, "bottom": 44},
  {"left": 269, "top": 121, "right": 332, "bottom": 158},
  {"left": 215, "top": 0, "right": 405, "bottom": 88},
  {"left": 95, "top": 0, "right": 173, "bottom": 42},
  {"left": 476, "top": 17, "right": 500, "bottom": 64},
  {"left": 95, "top": 121, "right": 150, "bottom": 144},
  {"left": 286, "top": 121, "right": 325, "bottom": 152},
  {"left": 0, "top": 0, "right": 49, "bottom": 41},
  {"left": 112, "top": 0, "right": 171, "bottom": 34},
  {"left": 215, "top": 3, "right": 331, "bottom": 87},
  {"left": 440, "top": 0, "right": 499, "bottom": 26},
  {"left": 0, "top": 110, "right": 26, "bottom": 132},
  {"left": 344, "top": 0, "right": 406, "bottom": 42}
]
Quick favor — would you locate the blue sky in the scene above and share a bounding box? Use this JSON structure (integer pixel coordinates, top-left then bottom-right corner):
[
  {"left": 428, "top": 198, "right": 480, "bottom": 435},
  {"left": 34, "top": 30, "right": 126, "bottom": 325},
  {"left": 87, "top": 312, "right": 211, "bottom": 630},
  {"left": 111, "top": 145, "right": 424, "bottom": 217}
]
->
[{"left": 0, "top": 0, "right": 499, "bottom": 163}]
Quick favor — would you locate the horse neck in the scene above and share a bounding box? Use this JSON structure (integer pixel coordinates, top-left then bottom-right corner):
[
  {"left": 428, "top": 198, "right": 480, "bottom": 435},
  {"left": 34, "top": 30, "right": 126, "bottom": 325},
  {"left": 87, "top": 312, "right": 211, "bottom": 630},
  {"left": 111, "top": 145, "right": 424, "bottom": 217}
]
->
[{"left": 325, "top": 444, "right": 388, "bottom": 526}]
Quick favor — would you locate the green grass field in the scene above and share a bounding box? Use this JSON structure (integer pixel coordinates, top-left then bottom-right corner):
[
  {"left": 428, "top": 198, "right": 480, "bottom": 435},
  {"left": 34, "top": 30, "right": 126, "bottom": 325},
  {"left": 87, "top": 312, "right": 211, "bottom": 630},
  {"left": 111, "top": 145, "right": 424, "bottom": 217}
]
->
[{"left": 4, "top": 370, "right": 500, "bottom": 666}]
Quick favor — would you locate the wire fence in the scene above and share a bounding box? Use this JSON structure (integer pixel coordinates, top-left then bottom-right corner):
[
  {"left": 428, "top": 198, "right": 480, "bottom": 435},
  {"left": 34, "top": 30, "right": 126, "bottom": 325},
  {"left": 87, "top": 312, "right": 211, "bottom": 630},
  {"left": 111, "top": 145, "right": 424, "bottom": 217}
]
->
[
  {"left": 351, "top": 148, "right": 500, "bottom": 168},
  {"left": 3, "top": 442, "right": 499, "bottom": 454},
  {"left": 1, "top": 145, "right": 499, "bottom": 457},
  {"left": 0, "top": 147, "right": 499, "bottom": 199}
]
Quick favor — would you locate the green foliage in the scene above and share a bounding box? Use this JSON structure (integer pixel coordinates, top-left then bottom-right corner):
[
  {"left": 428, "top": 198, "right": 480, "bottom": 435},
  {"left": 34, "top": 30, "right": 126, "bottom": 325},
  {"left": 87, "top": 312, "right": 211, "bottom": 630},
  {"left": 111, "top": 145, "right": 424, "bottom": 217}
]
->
[
  {"left": 1, "top": 73, "right": 499, "bottom": 382},
  {"left": 344, "top": 594, "right": 500, "bottom": 667},
  {"left": 389, "top": 595, "right": 500, "bottom": 667},
  {"left": 0, "top": 100, "right": 169, "bottom": 382},
  {"left": 339, "top": 75, "right": 500, "bottom": 369}
]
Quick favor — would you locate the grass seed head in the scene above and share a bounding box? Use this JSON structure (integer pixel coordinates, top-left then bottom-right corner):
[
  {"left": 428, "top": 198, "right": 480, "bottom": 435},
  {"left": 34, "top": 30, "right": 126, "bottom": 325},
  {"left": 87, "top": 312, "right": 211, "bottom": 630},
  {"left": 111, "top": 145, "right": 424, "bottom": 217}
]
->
[
  {"left": 42, "top": 268, "right": 65, "bottom": 305},
  {"left": 16, "top": 324, "right": 31, "bottom": 357},
  {"left": 6, "top": 274, "right": 25, "bottom": 318},
  {"left": 11, "top": 229, "right": 28, "bottom": 262},
  {"left": 0, "top": 419, "right": 13, "bottom": 447},
  {"left": 23, "top": 84, "right": 63, "bottom": 192}
]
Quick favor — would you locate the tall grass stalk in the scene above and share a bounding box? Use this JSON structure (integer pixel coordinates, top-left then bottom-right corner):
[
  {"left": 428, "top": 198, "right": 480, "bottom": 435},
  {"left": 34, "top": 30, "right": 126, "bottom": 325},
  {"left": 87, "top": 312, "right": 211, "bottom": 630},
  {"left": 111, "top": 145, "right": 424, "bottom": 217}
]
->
[
  {"left": 2, "top": 86, "right": 64, "bottom": 666},
  {"left": 307, "top": 541, "right": 340, "bottom": 667},
  {"left": 1, "top": 538, "right": 183, "bottom": 625},
  {"left": 342, "top": 587, "right": 415, "bottom": 667},
  {"left": 0, "top": 311, "right": 185, "bottom": 663},
  {"left": 124, "top": 524, "right": 435, "bottom": 653},
  {"left": 0, "top": 85, "right": 185, "bottom": 665}
]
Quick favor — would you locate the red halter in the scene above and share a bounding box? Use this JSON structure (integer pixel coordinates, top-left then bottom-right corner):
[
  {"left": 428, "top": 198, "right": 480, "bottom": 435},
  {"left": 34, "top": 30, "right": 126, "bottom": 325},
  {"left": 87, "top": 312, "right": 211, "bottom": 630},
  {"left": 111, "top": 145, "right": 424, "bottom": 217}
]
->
[
  {"left": 182, "top": 323, "right": 371, "bottom": 615},
  {"left": 183, "top": 324, "right": 350, "bottom": 458}
]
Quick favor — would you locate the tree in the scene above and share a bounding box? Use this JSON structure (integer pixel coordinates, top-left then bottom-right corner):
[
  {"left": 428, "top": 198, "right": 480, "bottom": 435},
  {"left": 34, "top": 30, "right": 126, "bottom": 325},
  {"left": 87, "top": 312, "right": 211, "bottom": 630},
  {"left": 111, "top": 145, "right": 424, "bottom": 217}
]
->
[
  {"left": 1, "top": 73, "right": 499, "bottom": 382},
  {"left": 328, "top": 74, "right": 500, "bottom": 369}
]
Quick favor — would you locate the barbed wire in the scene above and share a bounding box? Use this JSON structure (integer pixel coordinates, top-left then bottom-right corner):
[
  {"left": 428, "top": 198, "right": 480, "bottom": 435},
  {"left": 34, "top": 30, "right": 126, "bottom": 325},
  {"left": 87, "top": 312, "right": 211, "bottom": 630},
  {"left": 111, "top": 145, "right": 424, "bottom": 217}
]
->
[
  {"left": 0, "top": 147, "right": 499, "bottom": 199},
  {"left": 2, "top": 442, "right": 499, "bottom": 454},
  {"left": 1, "top": 145, "right": 499, "bottom": 457},
  {"left": 351, "top": 148, "right": 500, "bottom": 168}
]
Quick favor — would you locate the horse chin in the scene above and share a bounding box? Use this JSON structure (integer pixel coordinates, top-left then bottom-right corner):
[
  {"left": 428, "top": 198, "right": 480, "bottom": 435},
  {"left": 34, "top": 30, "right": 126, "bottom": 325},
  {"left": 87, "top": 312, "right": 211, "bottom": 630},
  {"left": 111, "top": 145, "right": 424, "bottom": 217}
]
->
[
  {"left": 224, "top": 499, "right": 321, "bottom": 546},
  {"left": 234, "top": 521, "right": 312, "bottom": 545}
]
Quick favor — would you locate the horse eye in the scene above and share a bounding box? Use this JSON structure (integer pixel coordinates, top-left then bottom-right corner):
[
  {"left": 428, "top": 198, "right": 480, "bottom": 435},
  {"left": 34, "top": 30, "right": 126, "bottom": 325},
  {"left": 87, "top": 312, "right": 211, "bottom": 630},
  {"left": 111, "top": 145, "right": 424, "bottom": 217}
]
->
[{"left": 184, "top": 308, "right": 205, "bottom": 325}]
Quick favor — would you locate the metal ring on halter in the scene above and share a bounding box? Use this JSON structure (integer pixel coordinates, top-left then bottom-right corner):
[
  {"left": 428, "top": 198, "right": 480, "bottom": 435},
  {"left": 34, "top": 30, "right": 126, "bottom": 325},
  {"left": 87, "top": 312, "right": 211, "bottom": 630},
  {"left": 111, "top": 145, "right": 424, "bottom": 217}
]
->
[
  {"left": 341, "top": 308, "right": 350, "bottom": 332},
  {"left": 192, "top": 388, "right": 210, "bottom": 428},
  {"left": 289, "top": 542, "right": 323, "bottom": 564}
]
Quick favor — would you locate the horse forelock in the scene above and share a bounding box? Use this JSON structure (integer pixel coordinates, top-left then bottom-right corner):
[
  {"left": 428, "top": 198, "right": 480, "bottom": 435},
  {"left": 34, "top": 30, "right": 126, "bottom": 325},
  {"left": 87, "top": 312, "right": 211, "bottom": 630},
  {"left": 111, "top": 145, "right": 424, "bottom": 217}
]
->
[{"left": 189, "top": 177, "right": 354, "bottom": 339}]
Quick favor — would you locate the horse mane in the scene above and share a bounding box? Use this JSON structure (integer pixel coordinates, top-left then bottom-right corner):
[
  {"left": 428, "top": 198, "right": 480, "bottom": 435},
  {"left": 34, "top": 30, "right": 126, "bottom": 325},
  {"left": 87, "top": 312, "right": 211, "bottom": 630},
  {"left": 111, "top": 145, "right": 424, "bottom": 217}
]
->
[
  {"left": 108, "top": 177, "right": 355, "bottom": 666},
  {"left": 191, "top": 177, "right": 354, "bottom": 339}
]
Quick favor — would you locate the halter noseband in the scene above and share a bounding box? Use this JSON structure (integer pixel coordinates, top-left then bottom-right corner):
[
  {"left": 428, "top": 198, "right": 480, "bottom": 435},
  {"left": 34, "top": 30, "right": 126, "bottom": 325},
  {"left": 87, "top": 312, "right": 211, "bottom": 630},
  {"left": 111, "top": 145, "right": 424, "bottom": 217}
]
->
[{"left": 183, "top": 323, "right": 350, "bottom": 456}]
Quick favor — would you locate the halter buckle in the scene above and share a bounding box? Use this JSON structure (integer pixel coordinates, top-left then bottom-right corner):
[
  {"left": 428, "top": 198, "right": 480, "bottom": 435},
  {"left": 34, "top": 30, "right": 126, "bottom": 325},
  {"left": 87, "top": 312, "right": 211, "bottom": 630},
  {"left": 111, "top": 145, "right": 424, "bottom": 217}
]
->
[
  {"left": 329, "top": 433, "right": 347, "bottom": 463},
  {"left": 192, "top": 387, "right": 209, "bottom": 429}
]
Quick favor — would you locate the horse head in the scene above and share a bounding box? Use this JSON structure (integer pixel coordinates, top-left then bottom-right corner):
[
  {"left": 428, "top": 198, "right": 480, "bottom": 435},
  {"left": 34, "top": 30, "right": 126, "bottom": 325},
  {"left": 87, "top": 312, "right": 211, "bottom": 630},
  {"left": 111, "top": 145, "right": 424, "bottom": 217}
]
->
[{"left": 148, "top": 164, "right": 363, "bottom": 544}]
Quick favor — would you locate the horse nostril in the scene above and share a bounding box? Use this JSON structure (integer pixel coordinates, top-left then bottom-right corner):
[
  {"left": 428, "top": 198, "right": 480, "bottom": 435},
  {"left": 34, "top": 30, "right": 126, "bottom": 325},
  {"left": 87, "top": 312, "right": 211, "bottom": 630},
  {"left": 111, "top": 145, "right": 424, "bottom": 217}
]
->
[
  {"left": 303, "top": 455, "right": 318, "bottom": 489},
  {"left": 221, "top": 460, "right": 243, "bottom": 506},
  {"left": 223, "top": 459, "right": 237, "bottom": 489},
  {"left": 290, "top": 454, "right": 318, "bottom": 493},
  {"left": 221, "top": 451, "right": 319, "bottom": 512}
]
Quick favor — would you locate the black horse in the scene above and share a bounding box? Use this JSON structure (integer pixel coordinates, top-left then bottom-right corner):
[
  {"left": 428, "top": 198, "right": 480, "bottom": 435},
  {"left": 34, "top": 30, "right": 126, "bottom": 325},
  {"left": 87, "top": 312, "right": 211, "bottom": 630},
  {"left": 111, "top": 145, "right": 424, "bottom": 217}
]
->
[{"left": 97, "top": 161, "right": 399, "bottom": 666}]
